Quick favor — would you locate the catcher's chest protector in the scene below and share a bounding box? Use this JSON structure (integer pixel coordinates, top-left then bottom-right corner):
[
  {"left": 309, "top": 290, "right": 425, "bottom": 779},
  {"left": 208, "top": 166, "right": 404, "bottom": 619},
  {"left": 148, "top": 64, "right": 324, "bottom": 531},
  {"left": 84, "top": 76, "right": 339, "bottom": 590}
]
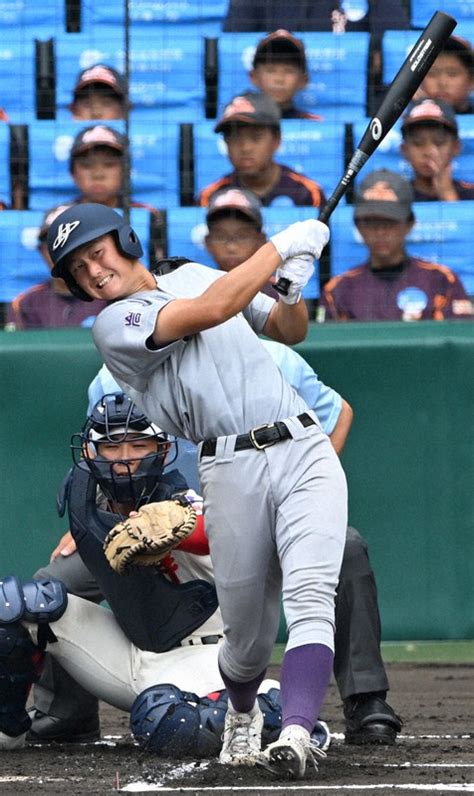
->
[{"left": 66, "top": 464, "right": 218, "bottom": 652}]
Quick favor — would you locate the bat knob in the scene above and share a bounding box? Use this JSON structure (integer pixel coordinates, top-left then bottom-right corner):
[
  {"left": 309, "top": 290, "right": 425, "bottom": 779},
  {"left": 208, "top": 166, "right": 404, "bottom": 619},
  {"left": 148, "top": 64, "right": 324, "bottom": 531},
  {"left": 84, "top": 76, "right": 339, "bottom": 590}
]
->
[{"left": 274, "top": 277, "right": 291, "bottom": 296}]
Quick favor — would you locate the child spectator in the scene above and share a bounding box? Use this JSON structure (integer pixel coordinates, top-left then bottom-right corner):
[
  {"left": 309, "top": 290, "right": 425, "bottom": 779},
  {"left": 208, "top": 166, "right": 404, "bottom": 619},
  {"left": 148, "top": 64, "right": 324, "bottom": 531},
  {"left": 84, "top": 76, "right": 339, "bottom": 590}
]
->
[
  {"left": 249, "top": 29, "right": 320, "bottom": 119},
  {"left": 320, "top": 168, "right": 472, "bottom": 322},
  {"left": 197, "top": 91, "right": 326, "bottom": 207},
  {"left": 401, "top": 98, "right": 474, "bottom": 202},
  {"left": 204, "top": 186, "right": 279, "bottom": 298},
  {"left": 69, "top": 64, "right": 127, "bottom": 121},
  {"left": 421, "top": 36, "right": 473, "bottom": 115},
  {"left": 68, "top": 125, "right": 165, "bottom": 264},
  {"left": 5, "top": 205, "right": 107, "bottom": 329}
]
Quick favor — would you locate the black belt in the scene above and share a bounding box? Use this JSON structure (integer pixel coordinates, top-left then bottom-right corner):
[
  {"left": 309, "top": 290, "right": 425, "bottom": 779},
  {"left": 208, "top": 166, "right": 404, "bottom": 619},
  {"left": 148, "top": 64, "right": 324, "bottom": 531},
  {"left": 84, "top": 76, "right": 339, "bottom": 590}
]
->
[
  {"left": 181, "top": 634, "right": 223, "bottom": 646},
  {"left": 200, "top": 413, "right": 315, "bottom": 458}
]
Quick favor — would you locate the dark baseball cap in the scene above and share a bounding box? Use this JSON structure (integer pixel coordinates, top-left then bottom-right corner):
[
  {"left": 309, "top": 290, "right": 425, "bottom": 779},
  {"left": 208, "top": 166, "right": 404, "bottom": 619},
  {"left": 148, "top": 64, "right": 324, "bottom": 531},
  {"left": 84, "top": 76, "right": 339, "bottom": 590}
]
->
[
  {"left": 401, "top": 98, "right": 458, "bottom": 135},
  {"left": 442, "top": 35, "right": 473, "bottom": 71},
  {"left": 214, "top": 91, "right": 281, "bottom": 133},
  {"left": 253, "top": 29, "right": 307, "bottom": 72},
  {"left": 70, "top": 125, "right": 126, "bottom": 162},
  {"left": 354, "top": 169, "right": 414, "bottom": 223},
  {"left": 73, "top": 64, "right": 126, "bottom": 98},
  {"left": 206, "top": 187, "right": 263, "bottom": 229}
]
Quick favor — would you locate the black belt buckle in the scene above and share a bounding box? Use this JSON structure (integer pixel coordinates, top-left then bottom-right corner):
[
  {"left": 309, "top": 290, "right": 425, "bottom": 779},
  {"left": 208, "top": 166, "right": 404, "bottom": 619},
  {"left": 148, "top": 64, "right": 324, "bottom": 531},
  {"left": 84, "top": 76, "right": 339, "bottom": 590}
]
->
[{"left": 249, "top": 423, "right": 277, "bottom": 450}]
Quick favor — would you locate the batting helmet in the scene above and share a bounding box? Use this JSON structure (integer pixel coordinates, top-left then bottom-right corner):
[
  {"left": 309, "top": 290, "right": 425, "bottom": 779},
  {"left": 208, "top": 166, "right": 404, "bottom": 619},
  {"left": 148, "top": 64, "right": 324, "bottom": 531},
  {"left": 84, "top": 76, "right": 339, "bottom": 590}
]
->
[
  {"left": 73, "top": 393, "right": 173, "bottom": 509},
  {"left": 47, "top": 203, "right": 143, "bottom": 301}
]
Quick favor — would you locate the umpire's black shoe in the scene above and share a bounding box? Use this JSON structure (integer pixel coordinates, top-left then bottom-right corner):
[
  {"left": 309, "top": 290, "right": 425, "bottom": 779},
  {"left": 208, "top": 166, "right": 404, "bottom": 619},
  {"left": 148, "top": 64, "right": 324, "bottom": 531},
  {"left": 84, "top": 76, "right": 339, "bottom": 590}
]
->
[
  {"left": 27, "top": 710, "right": 100, "bottom": 744},
  {"left": 343, "top": 692, "right": 402, "bottom": 745}
]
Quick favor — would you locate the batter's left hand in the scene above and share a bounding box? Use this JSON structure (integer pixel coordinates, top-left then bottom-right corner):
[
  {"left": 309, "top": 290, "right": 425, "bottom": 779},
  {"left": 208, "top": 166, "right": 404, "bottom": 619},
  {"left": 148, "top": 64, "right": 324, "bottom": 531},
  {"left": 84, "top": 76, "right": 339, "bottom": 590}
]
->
[{"left": 275, "top": 255, "right": 315, "bottom": 304}]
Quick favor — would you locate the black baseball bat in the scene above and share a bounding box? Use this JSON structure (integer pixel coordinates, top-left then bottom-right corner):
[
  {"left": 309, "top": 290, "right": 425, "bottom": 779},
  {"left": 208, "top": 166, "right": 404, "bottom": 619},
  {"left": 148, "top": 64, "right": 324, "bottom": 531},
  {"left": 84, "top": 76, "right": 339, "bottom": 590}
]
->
[{"left": 274, "top": 10, "right": 457, "bottom": 296}]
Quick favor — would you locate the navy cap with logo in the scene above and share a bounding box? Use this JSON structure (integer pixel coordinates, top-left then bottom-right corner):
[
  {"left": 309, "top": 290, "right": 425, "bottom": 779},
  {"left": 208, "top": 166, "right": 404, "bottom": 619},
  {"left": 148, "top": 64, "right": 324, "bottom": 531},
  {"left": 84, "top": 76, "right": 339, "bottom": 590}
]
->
[
  {"left": 206, "top": 187, "right": 263, "bottom": 229},
  {"left": 73, "top": 64, "right": 127, "bottom": 99},
  {"left": 253, "top": 29, "right": 307, "bottom": 72},
  {"left": 354, "top": 169, "right": 414, "bottom": 224},
  {"left": 214, "top": 91, "right": 281, "bottom": 133},
  {"left": 401, "top": 98, "right": 458, "bottom": 136}
]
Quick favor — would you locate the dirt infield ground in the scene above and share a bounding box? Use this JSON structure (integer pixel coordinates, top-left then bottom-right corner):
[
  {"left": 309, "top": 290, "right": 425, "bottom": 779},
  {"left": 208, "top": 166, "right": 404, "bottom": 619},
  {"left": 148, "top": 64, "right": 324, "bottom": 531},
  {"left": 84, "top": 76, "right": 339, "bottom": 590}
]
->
[{"left": 1, "top": 662, "right": 473, "bottom": 794}]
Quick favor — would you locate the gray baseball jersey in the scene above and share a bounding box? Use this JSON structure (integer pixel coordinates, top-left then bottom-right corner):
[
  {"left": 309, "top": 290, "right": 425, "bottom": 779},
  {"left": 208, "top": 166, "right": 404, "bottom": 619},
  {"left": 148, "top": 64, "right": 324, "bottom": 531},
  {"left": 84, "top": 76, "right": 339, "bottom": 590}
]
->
[
  {"left": 92, "top": 263, "right": 311, "bottom": 441},
  {"left": 92, "top": 262, "right": 347, "bottom": 682}
]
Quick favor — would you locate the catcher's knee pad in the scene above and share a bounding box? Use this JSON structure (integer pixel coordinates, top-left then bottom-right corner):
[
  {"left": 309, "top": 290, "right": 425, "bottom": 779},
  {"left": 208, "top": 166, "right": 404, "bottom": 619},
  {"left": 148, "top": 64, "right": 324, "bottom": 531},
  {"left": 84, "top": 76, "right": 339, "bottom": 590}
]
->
[
  {"left": 0, "top": 575, "right": 67, "bottom": 626},
  {"left": 130, "top": 684, "right": 226, "bottom": 758},
  {"left": 22, "top": 578, "right": 68, "bottom": 623}
]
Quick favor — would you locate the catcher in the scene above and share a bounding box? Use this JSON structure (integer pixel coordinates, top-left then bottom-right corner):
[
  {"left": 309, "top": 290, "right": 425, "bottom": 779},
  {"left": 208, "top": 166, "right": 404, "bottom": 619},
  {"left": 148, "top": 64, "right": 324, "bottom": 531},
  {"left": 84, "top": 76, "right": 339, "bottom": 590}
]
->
[{"left": 0, "top": 393, "right": 328, "bottom": 754}]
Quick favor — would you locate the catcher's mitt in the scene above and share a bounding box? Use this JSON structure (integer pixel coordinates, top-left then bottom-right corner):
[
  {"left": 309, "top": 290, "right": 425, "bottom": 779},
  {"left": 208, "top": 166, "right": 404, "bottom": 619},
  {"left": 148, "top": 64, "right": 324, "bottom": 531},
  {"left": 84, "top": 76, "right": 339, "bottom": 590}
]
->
[{"left": 104, "top": 498, "right": 197, "bottom": 575}]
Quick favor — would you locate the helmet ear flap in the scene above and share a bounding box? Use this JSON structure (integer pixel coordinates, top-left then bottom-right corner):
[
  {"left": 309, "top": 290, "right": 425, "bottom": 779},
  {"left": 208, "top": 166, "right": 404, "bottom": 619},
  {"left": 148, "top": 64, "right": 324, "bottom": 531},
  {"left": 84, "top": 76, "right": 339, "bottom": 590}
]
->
[{"left": 117, "top": 224, "right": 143, "bottom": 260}]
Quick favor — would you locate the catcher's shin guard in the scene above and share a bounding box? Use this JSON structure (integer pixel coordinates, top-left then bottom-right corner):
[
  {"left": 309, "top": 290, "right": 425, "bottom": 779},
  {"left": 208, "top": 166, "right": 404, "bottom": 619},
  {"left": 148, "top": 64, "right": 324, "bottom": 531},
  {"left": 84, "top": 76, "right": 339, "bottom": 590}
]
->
[{"left": 0, "top": 576, "right": 61, "bottom": 739}]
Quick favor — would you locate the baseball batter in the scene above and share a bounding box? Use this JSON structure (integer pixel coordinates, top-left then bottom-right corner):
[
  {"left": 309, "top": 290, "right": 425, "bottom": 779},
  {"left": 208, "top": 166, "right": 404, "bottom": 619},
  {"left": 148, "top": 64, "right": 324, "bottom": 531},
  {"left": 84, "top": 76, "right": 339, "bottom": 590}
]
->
[{"left": 47, "top": 203, "right": 348, "bottom": 779}]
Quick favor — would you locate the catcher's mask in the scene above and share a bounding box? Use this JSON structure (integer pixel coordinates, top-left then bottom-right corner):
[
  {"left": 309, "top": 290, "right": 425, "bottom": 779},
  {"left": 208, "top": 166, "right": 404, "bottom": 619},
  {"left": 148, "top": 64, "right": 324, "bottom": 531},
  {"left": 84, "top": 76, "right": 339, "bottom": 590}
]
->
[{"left": 72, "top": 393, "right": 175, "bottom": 508}]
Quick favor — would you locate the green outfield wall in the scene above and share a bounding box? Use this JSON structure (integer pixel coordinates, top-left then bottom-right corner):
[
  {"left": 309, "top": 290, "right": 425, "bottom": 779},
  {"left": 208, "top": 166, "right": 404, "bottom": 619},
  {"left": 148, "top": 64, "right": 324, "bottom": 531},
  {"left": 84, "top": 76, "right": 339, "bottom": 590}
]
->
[{"left": 1, "top": 322, "right": 473, "bottom": 640}]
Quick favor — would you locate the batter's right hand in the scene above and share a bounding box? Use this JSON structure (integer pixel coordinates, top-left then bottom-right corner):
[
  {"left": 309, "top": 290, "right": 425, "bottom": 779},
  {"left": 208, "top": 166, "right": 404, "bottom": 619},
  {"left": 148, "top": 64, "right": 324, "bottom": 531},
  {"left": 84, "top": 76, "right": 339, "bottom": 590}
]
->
[
  {"left": 270, "top": 219, "right": 330, "bottom": 262},
  {"left": 50, "top": 530, "right": 77, "bottom": 562}
]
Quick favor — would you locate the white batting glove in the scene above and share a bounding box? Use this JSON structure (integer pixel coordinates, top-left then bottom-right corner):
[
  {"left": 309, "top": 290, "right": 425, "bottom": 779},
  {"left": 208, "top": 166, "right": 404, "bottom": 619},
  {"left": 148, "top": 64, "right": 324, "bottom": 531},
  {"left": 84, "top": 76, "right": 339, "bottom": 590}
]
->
[
  {"left": 270, "top": 219, "right": 330, "bottom": 261},
  {"left": 275, "top": 255, "right": 315, "bottom": 304}
]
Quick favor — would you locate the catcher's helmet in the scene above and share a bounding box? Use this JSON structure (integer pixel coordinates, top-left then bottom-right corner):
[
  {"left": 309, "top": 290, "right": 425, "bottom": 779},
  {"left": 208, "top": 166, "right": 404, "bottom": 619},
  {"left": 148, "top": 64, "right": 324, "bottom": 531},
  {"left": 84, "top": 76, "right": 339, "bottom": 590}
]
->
[
  {"left": 47, "top": 203, "right": 143, "bottom": 301},
  {"left": 72, "top": 393, "right": 173, "bottom": 508}
]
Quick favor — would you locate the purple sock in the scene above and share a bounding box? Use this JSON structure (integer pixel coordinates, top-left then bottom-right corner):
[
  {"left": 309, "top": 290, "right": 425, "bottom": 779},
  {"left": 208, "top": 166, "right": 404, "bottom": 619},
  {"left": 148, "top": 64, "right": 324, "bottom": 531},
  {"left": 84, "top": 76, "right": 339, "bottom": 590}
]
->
[
  {"left": 280, "top": 643, "right": 334, "bottom": 733},
  {"left": 219, "top": 665, "right": 266, "bottom": 713}
]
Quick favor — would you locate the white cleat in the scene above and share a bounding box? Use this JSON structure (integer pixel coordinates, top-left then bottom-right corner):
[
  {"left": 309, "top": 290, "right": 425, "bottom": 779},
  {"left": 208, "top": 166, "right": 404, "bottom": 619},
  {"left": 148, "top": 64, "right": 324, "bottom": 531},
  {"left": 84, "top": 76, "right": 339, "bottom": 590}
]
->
[
  {"left": 257, "top": 723, "right": 326, "bottom": 779},
  {"left": 219, "top": 703, "right": 263, "bottom": 767}
]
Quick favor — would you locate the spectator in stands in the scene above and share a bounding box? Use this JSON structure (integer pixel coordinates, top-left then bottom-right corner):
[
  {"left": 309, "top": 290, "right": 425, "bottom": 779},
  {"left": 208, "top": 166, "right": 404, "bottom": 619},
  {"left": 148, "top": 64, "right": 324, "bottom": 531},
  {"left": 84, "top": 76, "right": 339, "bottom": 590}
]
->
[
  {"left": 204, "top": 186, "right": 278, "bottom": 298},
  {"left": 222, "top": 0, "right": 408, "bottom": 34},
  {"left": 68, "top": 124, "right": 165, "bottom": 264},
  {"left": 400, "top": 98, "right": 474, "bottom": 202},
  {"left": 420, "top": 36, "right": 473, "bottom": 115},
  {"left": 69, "top": 64, "right": 127, "bottom": 121},
  {"left": 249, "top": 29, "right": 320, "bottom": 120},
  {"left": 197, "top": 91, "right": 326, "bottom": 207},
  {"left": 320, "top": 168, "right": 473, "bottom": 322},
  {"left": 5, "top": 205, "right": 107, "bottom": 330}
]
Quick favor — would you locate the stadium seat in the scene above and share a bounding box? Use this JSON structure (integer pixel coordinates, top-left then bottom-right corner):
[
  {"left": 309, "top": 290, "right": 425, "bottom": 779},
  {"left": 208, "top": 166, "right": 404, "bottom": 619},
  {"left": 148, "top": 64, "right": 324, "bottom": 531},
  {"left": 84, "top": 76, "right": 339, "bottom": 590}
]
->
[
  {"left": 329, "top": 201, "right": 474, "bottom": 295},
  {"left": 0, "top": 123, "right": 10, "bottom": 205},
  {"left": 128, "top": 119, "right": 180, "bottom": 206},
  {"left": 410, "top": 2, "right": 473, "bottom": 30},
  {"left": 80, "top": 0, "right": 226, "bottom": 36},
  {"left": 129, "top": 25, "right": 207, "bottom": 120},
  {"left": 0, "top": 0, "right": 65, "bottom": 30},
  {"left": 193, "top": 119, "right": 346, "bottom": 201},
  {"left": 277, "top": 120, "right": 347, "bottom": 197},
  {"left": 166, "top": 205, "right": 320, "bottom": 299},
  {"left": 216, "top": 31, "right": 370, "bottom": 122},
  {"left": 28, "top": 119, "right": 126, "bottom": 210},
  {"left": 351, "top": 114, "right": 474, "bottom": 186},
  {"left": 0, "top": 210, "right": 47, "bottom": 302},
  {"left": 0, "top": 37, "right": 36, "bottom": 118}
]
